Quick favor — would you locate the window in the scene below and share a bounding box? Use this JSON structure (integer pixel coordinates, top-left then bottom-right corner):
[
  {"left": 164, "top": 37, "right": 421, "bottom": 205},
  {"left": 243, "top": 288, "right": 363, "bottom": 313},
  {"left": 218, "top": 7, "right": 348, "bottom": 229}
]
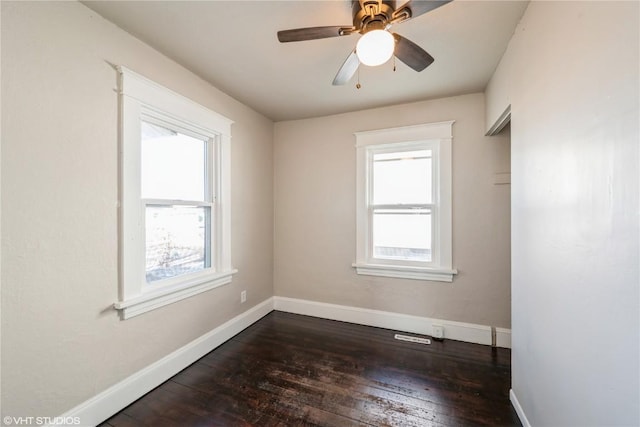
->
[
  {"left": 115, "top": 66, "right": 235, "bottom": 319},
  {"left": 142, "top": 120, "right": 211, "bottom": 283},
  {"left": 353, "top": 121, "right": 457, "bottom": 282}
]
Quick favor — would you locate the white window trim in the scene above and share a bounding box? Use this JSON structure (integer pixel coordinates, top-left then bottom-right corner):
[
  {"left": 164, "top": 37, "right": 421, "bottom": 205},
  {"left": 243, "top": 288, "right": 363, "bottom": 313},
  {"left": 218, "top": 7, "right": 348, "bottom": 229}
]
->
[
  {"left": 353, "top": 121, "right": 457, "bottom": 282},
  {"left": 114, "top": 66, "right": 236, "bottom": 319}
]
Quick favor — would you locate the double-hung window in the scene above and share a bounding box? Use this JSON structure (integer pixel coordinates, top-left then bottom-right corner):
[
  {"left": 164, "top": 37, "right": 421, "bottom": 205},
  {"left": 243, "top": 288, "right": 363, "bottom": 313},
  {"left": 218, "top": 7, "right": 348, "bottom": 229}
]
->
[
  {"left": 353, "top": 121, "right": 457, "bottom": 282},
  {"left": 141, "top": 119, "right": 213, "bottom": 284},
  {"left": 115, "top": 66, "right": 235, "bottom": 319}
]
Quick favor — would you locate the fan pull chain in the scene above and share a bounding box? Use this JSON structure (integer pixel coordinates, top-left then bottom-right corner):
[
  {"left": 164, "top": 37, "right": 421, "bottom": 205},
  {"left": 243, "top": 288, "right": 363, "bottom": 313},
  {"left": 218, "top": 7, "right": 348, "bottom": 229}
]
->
[
  {"left": 356, "top": 66, "right": 361, "bottom": 89},
  {"left": 393, "top": 55, "right": 396, "bottom": 72}
]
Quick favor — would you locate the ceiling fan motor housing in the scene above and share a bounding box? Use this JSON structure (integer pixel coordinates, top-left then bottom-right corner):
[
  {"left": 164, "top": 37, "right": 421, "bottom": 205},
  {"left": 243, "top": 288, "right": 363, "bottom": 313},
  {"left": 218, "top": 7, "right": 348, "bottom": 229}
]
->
[{"left": 353, "top": 0, "right": 397, "bottom": 33}]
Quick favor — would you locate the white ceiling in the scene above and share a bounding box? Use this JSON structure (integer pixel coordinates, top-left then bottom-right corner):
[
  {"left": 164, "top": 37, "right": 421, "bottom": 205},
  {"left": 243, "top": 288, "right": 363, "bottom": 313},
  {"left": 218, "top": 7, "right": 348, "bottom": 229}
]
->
[{"left": 83, "top": 0, "right": 528, "bottom": 122}]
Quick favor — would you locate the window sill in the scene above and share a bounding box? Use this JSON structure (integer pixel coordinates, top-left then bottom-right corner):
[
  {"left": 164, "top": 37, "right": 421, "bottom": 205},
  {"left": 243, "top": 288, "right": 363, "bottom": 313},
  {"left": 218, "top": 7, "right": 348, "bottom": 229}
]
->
[
  {"left": 352, "top": 263, "right": 457, "bottom": 282},
  {"left": 114, "top": 269, "right": 237, "bottom": 319}
]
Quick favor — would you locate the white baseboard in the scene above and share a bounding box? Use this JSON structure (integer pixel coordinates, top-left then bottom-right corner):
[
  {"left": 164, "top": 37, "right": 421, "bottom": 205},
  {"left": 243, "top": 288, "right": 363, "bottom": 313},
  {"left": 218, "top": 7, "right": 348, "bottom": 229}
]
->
[
  {"left": 273, "top": 296, "right": 511, "bottom": 348},
  {"left": 510, "top": 389, "right": 532, "bottom": 427},
  {"left": 496, "top": 327, "right": 512, "bottom": 348},
  {"left": 55, "top": 297, "right": 274, "bottom": 427}
]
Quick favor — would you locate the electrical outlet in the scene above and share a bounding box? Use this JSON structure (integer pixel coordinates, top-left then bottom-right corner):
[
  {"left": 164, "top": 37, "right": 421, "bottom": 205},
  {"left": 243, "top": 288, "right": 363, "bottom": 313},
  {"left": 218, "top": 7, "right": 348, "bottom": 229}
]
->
[
  {"left": 240, "top": 290, "right": 247, "bottom": 303},
  {"left": 432, "top": 324, "right": 444, "bottom": 340}
]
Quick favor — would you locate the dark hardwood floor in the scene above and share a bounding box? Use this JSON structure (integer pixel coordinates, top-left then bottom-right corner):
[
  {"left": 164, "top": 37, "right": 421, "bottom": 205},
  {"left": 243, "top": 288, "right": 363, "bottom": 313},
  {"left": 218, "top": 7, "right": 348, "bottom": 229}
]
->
[{"left": 99, "top": 311, "right": 521, "bottom": 426}]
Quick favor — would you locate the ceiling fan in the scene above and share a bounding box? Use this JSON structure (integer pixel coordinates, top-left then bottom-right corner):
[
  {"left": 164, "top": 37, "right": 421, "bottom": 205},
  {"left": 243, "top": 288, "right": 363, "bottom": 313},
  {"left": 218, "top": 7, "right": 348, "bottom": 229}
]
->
[{"left": 277, "top": 0, "right": 451, "bottom": 86}]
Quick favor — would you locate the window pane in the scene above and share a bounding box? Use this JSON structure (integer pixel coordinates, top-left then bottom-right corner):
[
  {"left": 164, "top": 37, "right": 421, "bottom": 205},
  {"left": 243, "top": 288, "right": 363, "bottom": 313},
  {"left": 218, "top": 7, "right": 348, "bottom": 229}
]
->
[
  {"left": 141, "top": 121, "right": 207, "bottom": 201},
  {"left": 373, "top": 208, "right": 432, "bottom": 262},
  {"left": 373, "top": 150, "right": 432, "bottom": 205},
  {"left": 145, "top": 205, "right": 211, "bottom": 283}
]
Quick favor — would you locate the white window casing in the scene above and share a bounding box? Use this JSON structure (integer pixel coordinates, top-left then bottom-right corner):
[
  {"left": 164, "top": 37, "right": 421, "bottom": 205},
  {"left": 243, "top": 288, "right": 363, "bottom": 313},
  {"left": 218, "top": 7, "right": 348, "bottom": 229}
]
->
[
  {"left": 115, "top": 66, "right": 236, "bottom": 319},
  {"left": 353, "top": 121, "right": 457, "bottom": 282}
]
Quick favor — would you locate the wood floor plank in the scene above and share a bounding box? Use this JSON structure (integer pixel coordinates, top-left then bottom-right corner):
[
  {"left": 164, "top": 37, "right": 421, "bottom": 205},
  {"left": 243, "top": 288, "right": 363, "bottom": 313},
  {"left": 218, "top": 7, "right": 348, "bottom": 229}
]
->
[{"left": 101, "top": 311, "right": 520, "bottom": 426}]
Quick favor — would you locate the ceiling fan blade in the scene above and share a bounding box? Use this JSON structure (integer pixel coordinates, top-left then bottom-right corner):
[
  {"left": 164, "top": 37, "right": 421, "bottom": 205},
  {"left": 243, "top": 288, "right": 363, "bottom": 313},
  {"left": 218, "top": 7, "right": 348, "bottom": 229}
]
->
[
  {"left": 277, "top": 26, "right": 353, "bottom": 43},
  {"left": 393, "top": 33, "right": 434, "bottom": 72},
  {"left": 393, "top": 0, "right": 451, "bottom": 21},
  {"left": 333, "top": 50, "right": 360, "bottom": 86}
]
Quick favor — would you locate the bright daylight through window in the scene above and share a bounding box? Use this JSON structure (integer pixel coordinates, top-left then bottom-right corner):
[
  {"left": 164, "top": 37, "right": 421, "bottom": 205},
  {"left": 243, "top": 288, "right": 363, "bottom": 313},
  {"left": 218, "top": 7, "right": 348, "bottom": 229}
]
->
[
  {"left": 372, "top": 149, "right": 433, "bottom": 262},
  {"left": 354, "top": 122, "right": 457, "bottom": 282},
  {"left": 142, "top": 120, "right": 211, "bottom": 283},
  {"left": 115, "top": 66, "right": 235, "bottom": 319}
]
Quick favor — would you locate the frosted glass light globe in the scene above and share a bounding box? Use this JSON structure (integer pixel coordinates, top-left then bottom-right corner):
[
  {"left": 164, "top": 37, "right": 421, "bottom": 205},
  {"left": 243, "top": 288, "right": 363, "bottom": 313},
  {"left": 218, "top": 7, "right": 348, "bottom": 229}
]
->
[{"left": 356, "top": 30, "right": 395, "bottom": 66}]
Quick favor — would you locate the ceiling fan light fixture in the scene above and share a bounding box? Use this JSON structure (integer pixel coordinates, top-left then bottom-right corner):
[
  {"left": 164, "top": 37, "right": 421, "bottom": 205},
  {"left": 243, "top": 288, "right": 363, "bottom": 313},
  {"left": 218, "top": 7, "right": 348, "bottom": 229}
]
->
[{"left": 356, "top": 29, "right": 395, "bottom": 67}]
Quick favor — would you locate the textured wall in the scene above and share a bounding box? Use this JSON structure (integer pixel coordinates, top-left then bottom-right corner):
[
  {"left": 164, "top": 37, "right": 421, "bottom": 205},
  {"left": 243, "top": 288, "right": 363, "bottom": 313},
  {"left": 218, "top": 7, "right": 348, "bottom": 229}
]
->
[
  {"left": 274, "top": 93, "right": 511, "bottom": 328},
  {"left": 487, "top": 1, "right": 639, "bottom": 425},
  {"left": 1, "top": 1, "right": 273, "bottom": 418}
]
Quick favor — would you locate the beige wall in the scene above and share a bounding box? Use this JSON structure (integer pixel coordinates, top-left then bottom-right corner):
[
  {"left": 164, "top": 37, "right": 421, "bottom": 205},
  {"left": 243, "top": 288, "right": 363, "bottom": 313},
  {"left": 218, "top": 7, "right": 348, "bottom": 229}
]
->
[
  {"left": 274, "top": 93, "right": 511, "bottom": 328},
  {"left": 487, "top": 1, "right": 639, "bottom": 425},
  {"left": 1, "top": 1, "right": 273, "bottom": 418}
]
